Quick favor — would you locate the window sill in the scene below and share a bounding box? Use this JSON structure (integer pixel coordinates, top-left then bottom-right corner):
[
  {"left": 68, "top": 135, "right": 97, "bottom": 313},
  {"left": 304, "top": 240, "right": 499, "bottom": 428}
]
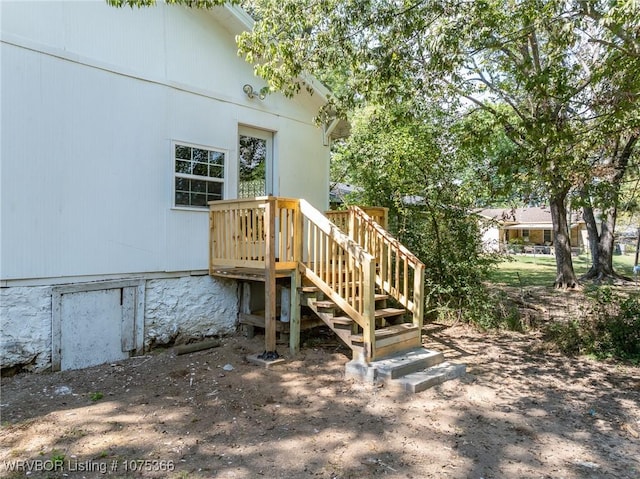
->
[{"left": 171, "top": 206, "right": 210, "bottom": 213}]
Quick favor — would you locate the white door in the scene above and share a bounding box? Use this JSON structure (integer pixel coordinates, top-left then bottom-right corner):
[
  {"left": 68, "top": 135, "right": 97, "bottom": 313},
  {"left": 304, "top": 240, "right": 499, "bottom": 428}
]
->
[
  {"left": 238, "top": 126, "right": 274, "bottom": 198},
  {"left": 53, "top": 282, "right": 142, "bottom": 371}
]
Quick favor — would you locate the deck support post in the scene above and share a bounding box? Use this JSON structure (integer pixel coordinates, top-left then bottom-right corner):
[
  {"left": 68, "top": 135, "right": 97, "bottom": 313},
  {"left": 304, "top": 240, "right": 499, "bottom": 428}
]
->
[
  {"left": 362, "top": 257, "right": 376, "bottom": 362},
  {"left": 289, "top": 201, "right": 303, "bottom": 356},
  {"left": 263, "top": 196, "right": 277, "bottom": 356},
  {"left": 289, "top": 267, "right": 301, "bottom": 355},
  {"left": 413, "top": 263, "right": 425, "bottom": 331}
]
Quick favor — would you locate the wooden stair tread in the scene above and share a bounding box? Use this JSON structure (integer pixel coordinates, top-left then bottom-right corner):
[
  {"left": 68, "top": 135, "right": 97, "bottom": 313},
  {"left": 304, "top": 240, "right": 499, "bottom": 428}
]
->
[
  {"left": 352, "top": 294, "right": 389, "bottom": 302},
  {"left": 351, "top": 323, "right": 419, "bottom": 343},
  {"left": 374, "top": 307, "right": 405, "bottom": 319},
  {"left": 332, "top": 316, "right": 354, "bottom": 326},
  {"left": 311, "top": 300, "right": 337, "bottom": 309}
]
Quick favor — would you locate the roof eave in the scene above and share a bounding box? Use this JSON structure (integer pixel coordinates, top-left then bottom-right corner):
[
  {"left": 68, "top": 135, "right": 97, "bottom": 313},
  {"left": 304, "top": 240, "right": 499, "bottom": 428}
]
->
[{"left": 222, "top": 4, "right": 332, "bottom": 104}]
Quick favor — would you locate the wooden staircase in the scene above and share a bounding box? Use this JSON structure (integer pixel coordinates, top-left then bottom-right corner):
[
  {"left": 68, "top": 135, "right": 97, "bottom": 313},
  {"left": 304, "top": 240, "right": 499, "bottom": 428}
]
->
[
  {"left": 208, "top": 197, "right": 426, "bottom": 363},
  {"left": 303, "top": 285, "right": 422, "bottom": 361}
]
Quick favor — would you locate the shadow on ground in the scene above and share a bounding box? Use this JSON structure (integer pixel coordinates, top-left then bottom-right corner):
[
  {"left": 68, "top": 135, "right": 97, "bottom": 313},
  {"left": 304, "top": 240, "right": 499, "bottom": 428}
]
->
[{"left": 1, "top": 326, "right": 639, "bottom": 478}]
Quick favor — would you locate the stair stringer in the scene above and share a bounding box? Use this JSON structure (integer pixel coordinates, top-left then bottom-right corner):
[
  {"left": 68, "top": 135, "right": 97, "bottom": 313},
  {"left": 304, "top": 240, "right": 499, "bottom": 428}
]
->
[{"left": 299, "top": 263, "right": 421, "bottom": 361}]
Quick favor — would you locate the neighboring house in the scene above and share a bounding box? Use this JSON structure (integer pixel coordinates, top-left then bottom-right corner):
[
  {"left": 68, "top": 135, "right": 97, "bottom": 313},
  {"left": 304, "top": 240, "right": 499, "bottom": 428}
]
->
[
  {"left": 0, "top": 1, "right": 344, "bottom": 372},
  {"left": 478, "top": 207, "right": 588, "bottom": 254},
  {"left": 329, "top": 182, "right": 361, "bottom": 208}
]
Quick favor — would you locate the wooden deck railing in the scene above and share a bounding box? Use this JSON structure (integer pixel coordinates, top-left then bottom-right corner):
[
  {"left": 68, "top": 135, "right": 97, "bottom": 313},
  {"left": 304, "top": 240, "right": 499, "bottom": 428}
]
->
[
  {"left": 348, "top": 206, "right": 425, "bottom": 330},
  {"left": 325, "top": 206, "right": 388, "bottom": 232},
  {"left": 209, "top": 197, "right": 301, "bottom": 270},
  {"left": 299, "top": 200, "right": 376, "bottom": 358},
  {"left": 209, "top": 197, "right": 421, "bottom": 361},
  {"left": 209, "top": 198, "right": 267, "bottom": 269}
]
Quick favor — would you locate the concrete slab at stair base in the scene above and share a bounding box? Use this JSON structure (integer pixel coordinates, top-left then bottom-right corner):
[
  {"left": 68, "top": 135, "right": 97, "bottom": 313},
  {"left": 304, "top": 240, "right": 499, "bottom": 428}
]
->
[
  {"left": 345, "top": 348, "right": 465, "bottom": 393},
  {"left": 375, "top": 348, "right": 444, "bottom": 380},
  {"left": 392, "top": 362, "right": 467, "bottom": 393}
]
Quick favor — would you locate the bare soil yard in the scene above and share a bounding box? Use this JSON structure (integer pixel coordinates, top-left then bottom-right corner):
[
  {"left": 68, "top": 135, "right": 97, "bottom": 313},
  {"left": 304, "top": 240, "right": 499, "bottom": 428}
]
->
[{"left": 1, "top": 309, "right": 639, "bottom": 479}]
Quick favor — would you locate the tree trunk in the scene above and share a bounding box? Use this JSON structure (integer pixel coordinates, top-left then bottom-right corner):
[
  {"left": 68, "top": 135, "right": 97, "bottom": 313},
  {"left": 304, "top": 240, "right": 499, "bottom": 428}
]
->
[
  {"left": 598, "top": 207, "right": 617, "bottom": 275},
  {"left": 581, "top": 196, "right": 599, "bottom": 271},
  {"left": 635, "top": 228, "right": 640, "bottom": 268},
  {"left": 581, "top": 205, "right": 618, "bottom": 281},
  {"left": 580, "top": 134, "right": 637, "bottom": 282},
  {"left": 550, "top": 190, "right": 579, "bottom": 288}
]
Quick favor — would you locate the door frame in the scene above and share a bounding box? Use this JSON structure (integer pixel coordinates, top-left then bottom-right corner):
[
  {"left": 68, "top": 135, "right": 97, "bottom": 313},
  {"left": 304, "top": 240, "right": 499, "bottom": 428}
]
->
[
  {"left": 51, "top": 279, "right": 145, "bottom": 371},
  {"left": 238, "top": 125, "right": 276, "bottom": 197}
]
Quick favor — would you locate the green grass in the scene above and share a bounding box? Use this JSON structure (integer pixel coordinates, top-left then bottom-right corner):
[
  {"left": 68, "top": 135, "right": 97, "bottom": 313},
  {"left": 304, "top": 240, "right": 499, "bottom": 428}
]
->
[{"left": 489, "top": 253, "right": 636, "bottom": 287}]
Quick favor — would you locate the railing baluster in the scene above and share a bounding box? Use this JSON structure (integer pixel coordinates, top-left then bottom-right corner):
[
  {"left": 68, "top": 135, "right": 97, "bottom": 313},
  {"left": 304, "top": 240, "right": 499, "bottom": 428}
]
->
[
  {"left": 403, "top": 257, "right": 409, "bottom": 307},
  {"left": 347, "top": 206, "right": 425, "bottom": 323}
]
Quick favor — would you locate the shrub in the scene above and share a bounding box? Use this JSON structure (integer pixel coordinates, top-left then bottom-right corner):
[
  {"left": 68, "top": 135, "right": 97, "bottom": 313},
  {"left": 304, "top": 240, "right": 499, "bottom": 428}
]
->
[{"left": 545, "top": 288, "right": 640, "bottom": 362}]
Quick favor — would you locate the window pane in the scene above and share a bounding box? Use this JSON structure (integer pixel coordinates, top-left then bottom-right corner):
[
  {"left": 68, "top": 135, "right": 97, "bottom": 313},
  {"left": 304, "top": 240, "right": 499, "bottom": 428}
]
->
[
  {"left": 193, "top": 148, "right": 208, "bottom": 164},
  {"left": 192, "top": 162, "right": 207, "bottom": 177},
  {"left": 209, "top": 165, "right": 224, "bottom": 179},
  {"left": 239, "top": 135, "right": 266, "bottom": 181},
  {"left": 207, "top": 182, "right": 223, "bottom": 196},
  {"left": 191, "top": 193, "right": 207, "bottom": 207},
  {"left": 175, "top": 191, "right": 189, "bottom": 206},
  {"left": 175, "top": 145, "right": 191, "bottom": 160},
  {"left": 207, "top": 180, "right": 223, "bottom": 202},
  {"left": 175, "top": 177, "right": 189, "bottom": 192},
  {"left": 175, "top": 160, "right": 192, "bottom": 174},
  {"left": 239, "top": 135, "right": 266, "bottom": 198},
  {"left": 192, "top": 179, "right": 207, "bottom": 193},
  {"left": 210, "top": 151, "right": 225, "bottom": 165},
  {"left": 239, "top": 179, "right": 265, "bottom": 198}
]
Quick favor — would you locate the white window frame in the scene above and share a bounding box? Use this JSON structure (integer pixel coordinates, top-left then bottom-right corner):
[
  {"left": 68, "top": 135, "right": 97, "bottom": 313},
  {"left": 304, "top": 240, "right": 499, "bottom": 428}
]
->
[{"left": 172, "top": 141, "right": 227, "bottom": 211}]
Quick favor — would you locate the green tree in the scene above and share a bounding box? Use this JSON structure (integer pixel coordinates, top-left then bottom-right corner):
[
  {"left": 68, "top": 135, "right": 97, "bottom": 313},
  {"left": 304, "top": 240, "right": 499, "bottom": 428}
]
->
[
  {"left": 107, "top": 0, "right": 230, "bottom": 7},
  {"left": 579, "top": 133, "right": 639, "bottom": 281},
  {"left": 241, "top": 0, "right": 640, "bottom": 288},
  {"left": 110, "top": 0, "right": 640, "bottom": 287},
  {"left": 573, "top": 1, "right": 640, "bottom": 281},
  {"left": 334, "top": 104, "right": 500, "bottom": 323}
]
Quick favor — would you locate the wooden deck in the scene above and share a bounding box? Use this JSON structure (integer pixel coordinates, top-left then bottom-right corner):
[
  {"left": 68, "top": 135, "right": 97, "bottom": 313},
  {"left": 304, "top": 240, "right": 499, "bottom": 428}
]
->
[{"left": 208, "top": 197, "right": 425, "bottom": 362}]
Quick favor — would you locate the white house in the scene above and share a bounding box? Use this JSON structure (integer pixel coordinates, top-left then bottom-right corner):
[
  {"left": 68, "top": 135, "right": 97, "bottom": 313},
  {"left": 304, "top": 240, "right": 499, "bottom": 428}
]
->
[
  {"left": 0, "top": 1, "right": 340, "bottom": 372},
  {"left": 478, "top": 207, "right": 588, "bottom": 254}
]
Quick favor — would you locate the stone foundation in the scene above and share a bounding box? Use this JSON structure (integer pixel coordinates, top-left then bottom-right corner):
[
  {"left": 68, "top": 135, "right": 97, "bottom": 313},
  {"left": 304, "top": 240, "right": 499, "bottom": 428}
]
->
[
  {"left": 0, "top": 286, "right": 53, "bottom": 372},
  {"left": 0, "top": 274, "right": 239, "bottom": 372},
  {"left": 144, "top": 275, "right": 238, "bottom": 347}
]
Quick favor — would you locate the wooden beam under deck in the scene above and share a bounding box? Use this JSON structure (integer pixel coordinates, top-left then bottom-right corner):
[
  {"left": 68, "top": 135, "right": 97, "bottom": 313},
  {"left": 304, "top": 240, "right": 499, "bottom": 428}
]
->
[
  {"left": 210, "top": 266, "right": 296, "bottom": 282},
  {"left": 239, "top": 313, "right": 324, "bottom": 333}
]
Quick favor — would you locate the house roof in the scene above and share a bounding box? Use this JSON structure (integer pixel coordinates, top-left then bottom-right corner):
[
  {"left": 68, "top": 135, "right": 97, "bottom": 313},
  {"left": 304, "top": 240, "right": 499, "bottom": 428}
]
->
[
  {"left": 329, "top": 182, "right": 362, "bottom": 203},
  {"left": 478, "top": 207, "right": 585, "bottom": 226}
]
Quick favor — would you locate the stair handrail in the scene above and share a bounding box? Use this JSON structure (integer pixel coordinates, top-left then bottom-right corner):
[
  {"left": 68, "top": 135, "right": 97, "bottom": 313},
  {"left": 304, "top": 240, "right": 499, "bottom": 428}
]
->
[
  {"left": 349, "top": 206, "right": 425, "bottom": 330},
  {"left": 299, "top": 199, "right": 377, "bottom": 359},
  {"left": 325, "top": 206, "right": 388, "bottom": 232}
]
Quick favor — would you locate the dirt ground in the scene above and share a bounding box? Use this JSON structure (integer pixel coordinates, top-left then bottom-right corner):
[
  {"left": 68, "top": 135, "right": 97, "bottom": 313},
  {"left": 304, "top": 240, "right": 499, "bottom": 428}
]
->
[{"left": 1, "top": 313, "right": 640, "bottom": 478}]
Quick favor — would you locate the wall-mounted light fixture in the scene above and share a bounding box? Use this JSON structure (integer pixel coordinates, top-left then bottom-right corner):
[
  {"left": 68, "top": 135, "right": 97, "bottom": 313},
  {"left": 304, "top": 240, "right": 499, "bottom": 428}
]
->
[{"left": 243, "top": 84, "right": 266, "bottom": 100}]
